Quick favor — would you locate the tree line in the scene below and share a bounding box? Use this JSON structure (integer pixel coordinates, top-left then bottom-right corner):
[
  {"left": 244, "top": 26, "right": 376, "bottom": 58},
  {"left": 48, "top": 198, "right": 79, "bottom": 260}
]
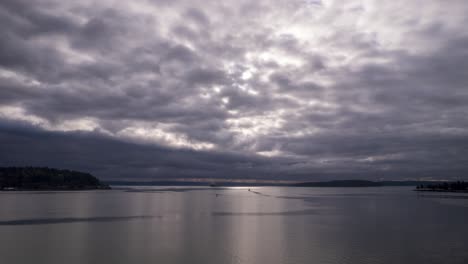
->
[
  {"left": 416, "top": 181, "right": 468, "bottom": 191},
  {"left": 0, "top": 166, "right": 109, "bottom": 190}
]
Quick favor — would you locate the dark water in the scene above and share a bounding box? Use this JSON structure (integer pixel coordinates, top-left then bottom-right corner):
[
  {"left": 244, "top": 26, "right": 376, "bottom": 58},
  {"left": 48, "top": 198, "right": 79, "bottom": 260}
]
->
[{"left": 1, "top": 187, "right": 467, "bottom": 264}]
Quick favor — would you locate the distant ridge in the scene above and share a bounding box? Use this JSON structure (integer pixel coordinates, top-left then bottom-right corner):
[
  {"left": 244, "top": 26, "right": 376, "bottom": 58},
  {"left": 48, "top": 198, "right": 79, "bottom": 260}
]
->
[
  {"left": 292, "top": 180, "right": 382, "bottom": 187},
  {"left": 106, "top": 180, "right": 288, "bottom": 187},
  {"left": 292, "top": 180, "right": 440, "bottom": 187},
  {"left": 107, "top": 179, "right": 437, "bottom": 187},
  {"left": 0, "top": 167, "right": 110, "bottom": 191}
]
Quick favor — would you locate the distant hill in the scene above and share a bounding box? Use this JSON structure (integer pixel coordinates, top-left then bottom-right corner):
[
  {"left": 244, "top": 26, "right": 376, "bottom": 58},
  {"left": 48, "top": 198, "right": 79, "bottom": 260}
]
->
[
  {"left": 0, "top": 167, "right": 110, "bottom": 191},
  {"left": 291, "top": 180, "right": 438, "bottom": 187},
  {"left": 107, "top": 179, "right": 437, "bottom": 187},
  {"left": 292, "top": 180, "right": 383, "bottom": 187},
  {"left": 106, "top": 180, "right": 289, "bottom": 187}
]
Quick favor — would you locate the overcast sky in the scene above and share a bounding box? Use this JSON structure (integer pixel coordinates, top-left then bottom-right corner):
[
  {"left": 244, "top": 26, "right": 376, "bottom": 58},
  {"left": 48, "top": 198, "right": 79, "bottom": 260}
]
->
[{"left": 1, "top": 0, "right": 468, "bottom": 181}]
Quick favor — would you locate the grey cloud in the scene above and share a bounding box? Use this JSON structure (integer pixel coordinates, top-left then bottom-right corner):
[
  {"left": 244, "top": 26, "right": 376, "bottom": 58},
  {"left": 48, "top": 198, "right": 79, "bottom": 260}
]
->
[
  {"left": 0, "top": 0, "right": 78, "bottom": 37},
  {"left": 0, "top": 121, "right": 284, "bottom": 180},
  {"left": 184, "top": 7, "right": 210, "bottom": 26},
  {"left": 185, "top": 68, "right": 226, "bottom": 85}
]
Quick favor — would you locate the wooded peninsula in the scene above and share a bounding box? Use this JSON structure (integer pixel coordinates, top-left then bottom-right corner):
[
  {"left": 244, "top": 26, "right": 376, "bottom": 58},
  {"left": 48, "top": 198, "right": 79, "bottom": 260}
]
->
[{"left": 0, "top": 167, "right": 110, "bottom": 191}]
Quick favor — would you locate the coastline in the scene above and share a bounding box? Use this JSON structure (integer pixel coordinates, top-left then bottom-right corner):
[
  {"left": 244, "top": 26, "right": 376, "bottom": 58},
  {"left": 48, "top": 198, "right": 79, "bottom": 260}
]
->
[{"left": 414, "top": 189, "right": 468, "bottom": 193}]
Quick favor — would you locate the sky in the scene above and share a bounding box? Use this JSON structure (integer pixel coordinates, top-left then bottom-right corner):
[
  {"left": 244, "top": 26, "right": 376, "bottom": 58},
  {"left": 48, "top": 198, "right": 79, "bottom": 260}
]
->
[{"left": 1, "top": 0, "right": 468, "bottom": 181}]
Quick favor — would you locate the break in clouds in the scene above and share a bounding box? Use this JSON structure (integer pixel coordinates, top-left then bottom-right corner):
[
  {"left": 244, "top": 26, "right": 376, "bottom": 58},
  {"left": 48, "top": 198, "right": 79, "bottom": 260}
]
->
[{"left": 1, "top": 0, "right": 468, "bottom": 181}]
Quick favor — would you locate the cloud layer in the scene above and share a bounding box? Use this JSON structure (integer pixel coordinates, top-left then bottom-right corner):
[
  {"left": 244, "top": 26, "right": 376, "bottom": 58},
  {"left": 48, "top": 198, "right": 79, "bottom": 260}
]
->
[{"left": 1, "top": 0, "right": 468, "bottom": 180}]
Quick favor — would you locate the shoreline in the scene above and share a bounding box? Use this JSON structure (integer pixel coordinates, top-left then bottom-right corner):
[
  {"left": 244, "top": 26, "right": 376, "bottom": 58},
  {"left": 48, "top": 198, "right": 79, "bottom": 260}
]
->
[{"left": 414, "top": 189, "right": 468, "bottom": 193}]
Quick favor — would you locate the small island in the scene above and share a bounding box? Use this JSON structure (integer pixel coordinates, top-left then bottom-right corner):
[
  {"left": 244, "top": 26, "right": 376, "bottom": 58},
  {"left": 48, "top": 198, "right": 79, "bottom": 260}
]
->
[
  {"left": 415, "top": 181, "right": 468, "bottom": 193},
  {"left": 0, "top": 167, "right": 110, "bottom": 191}
]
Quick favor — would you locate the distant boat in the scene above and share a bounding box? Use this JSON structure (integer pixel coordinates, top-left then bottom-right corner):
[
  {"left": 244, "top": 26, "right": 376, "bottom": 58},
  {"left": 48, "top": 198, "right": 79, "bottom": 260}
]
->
[{"left": 209, "top": 182, "right": 219, "bottom": 187}]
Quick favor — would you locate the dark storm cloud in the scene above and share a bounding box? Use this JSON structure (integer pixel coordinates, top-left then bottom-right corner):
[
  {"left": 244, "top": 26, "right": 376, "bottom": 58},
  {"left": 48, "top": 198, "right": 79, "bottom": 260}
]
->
[
  {"left": 0, "top": 121, "right": 287, "bottom": 180},
  {"left": 1, "top": 0, "right": 468, "bottom": 181}
]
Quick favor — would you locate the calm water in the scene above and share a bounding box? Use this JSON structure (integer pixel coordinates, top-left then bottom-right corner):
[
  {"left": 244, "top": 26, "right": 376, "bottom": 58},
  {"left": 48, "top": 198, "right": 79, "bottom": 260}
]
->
[{"left": 1, "top": 187, "right": 467, "bottom": 264}]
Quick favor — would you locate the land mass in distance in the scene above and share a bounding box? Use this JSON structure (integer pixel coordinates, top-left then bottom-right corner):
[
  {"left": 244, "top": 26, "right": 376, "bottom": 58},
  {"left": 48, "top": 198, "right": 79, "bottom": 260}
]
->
[
  {"left": 0, "top": 167, "right": 110, "bottom": 191},
  {"left": 107, "top": 179, "right": 443, "bottom": 187}
]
